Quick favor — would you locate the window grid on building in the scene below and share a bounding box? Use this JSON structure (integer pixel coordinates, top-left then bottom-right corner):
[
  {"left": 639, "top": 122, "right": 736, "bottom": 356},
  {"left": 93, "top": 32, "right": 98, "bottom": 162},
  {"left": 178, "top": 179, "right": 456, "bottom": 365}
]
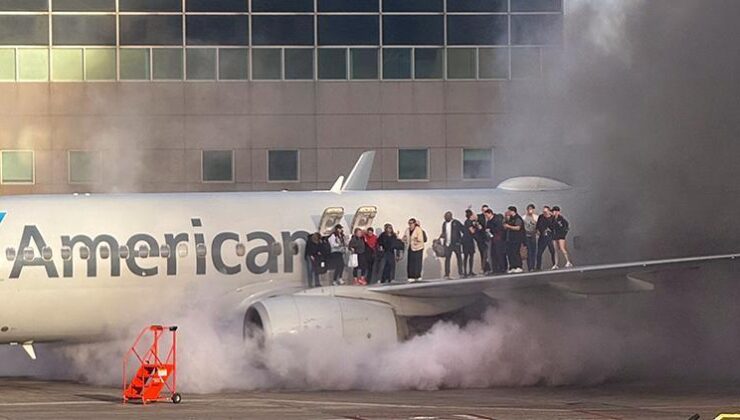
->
[{"left": 0, "top": 0, "right": 561, "bottom": 82}]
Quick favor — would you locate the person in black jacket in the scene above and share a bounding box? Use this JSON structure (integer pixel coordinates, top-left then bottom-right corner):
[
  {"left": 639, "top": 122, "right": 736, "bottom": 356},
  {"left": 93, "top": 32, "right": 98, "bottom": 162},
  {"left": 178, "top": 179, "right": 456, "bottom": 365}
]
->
[
  {"left": 503, "top": 206, "right": 525, "bottom": 273},
  {"left": 377, "top": 224, "right": 400, "bottom": 283},
  {"left": 551, "top": 206, "right": 573, "bottom": 268},
  {"left": 535, "top": 205, "right": 557, "bottom": 270},
  {"left": 476, "top": 204, "right": 491, "bottom": 273},
  {"left": 305, "top": 232, "right": 329, "bottom": 287},
  {"left": 439, "top": 211, "right": 464, "bottom": 279},
  {"left": 462, "top": 209, "right": 478, "bottom": 277},
  {"left": 484, "top": 209, "right": 507, "bottom": 274}
]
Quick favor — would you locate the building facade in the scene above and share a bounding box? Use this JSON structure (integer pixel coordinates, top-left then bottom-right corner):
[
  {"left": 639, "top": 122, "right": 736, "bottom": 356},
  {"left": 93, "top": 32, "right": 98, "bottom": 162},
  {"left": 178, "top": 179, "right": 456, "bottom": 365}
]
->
[{"left": 0, "top": 0, "right": 562, "bottom": 194}]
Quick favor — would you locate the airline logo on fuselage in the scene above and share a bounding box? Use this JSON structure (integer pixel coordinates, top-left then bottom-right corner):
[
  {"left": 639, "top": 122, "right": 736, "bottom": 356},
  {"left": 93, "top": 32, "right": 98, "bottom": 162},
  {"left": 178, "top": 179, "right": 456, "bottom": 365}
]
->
[{"left": 8, "top": 218, "right": 309, "bottom": 279}]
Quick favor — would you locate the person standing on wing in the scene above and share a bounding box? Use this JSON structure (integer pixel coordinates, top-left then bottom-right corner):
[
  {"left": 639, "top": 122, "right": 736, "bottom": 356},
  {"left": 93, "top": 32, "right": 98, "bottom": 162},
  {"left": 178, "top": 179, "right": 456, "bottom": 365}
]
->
[
  {"left": 551, "top": 206, "right": 574, "bottom": 269},
  {"left": 439, "top": 211, "right": 464, "bottom": 279},
  {"left": 402, "top": 218, "right": 426, "bottom": 283}
]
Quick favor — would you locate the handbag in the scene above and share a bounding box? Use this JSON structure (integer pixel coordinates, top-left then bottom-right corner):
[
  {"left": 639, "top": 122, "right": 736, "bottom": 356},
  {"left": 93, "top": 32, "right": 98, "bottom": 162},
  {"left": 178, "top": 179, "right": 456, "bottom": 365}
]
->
[
  {"left": 348, "top": 253, "right": 359, "bottom": 268},
  {"left": 432, "top": 239, "right": 446, "bottom": 258}
]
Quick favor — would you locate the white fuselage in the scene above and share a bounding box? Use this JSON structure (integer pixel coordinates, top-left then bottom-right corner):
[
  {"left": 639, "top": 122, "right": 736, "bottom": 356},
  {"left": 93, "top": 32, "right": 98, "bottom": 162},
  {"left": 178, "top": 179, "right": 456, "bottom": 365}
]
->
[{"left": 0, "top": 188, "right": 578, "bottom": 344}]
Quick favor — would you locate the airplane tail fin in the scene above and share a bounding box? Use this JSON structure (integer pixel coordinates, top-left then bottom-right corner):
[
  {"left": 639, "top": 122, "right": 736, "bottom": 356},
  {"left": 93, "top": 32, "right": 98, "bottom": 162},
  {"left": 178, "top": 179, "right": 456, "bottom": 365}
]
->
[{"left": 341, "top": 151, "right": 375, "bottom": 192}]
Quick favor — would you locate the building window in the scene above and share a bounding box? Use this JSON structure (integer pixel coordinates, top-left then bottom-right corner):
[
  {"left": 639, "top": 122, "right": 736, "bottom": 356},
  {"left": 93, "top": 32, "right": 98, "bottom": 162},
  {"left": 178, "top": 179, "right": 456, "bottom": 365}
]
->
[
  {"left": 186, "top": 48, "right": 217, "bottom": 80},
  {"left": 252, "top": 48, "right": 281, "bottom": 80},
  {"left": 219, "top": 48, "right": 249, "bottom": 80},
  {"left": 152, "top": 48, "right": 183, "bottom": 80},
  {"left": 318, "top": 48, "right": 347, "bottom": 80},
  {"left": 1, "top": 150, "right": 34, "bottom": 184},
  {"left": 398, "top": 149, "right": 428, "bottom": 181},
  {"left": 202, "top": 150, "right": 234, "bottom": 183},
  {"left": 68, "top": 150, "right": 100, "bottom": 184},
  {"left": 511, "top": 47, "right": 541, "bottom": 79},
  {"left": 17, "top": 48, "right": 48, "bottom": 82},
  {"left": 414, "top": 48, "right": 443, "bottom": 79},
  {"left": 268, "top": 150, "right": 299, "bottom": 182},
  {"left": 447, "top": 48, "right": 476, "bottom": 79},
  {"left": 382, "top": 48, "right": 411, "bottom": 80},
  {"left": 0, "top": 49, "right": 15, "bottom": 81},
  {"left": 479, "top": 48, "right": 509, "bottom": 79},
  {"left": 350, "top": 48, "right": 378, "bottom": 80},
  {"left": 463, "top": 149, "right": 492, "bottom": 180},
  {"left": 52, "top": 48, "right": 83, "bottom": 81},
  {"left": 85, "top": 48, "right": 116, "bottom": 80},
  {"left": 284, "top": 48, "right": 314, "bottom": 80},
  {"left": 120, "top": 48, "right": 150, "bottom": 80}
]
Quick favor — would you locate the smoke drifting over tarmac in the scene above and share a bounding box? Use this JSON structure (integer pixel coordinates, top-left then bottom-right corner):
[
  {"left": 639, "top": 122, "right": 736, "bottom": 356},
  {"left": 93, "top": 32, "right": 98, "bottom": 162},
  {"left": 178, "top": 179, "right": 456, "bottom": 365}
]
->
[{"left": 3, "top": 0, "right": 740, "bottom": 391}]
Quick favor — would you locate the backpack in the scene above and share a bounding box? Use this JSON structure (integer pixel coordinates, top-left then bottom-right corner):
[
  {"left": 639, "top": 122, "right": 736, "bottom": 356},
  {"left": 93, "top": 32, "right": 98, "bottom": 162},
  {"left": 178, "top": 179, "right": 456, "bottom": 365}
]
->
[{"left": 422, "top": 229, "right": 428, "bottom": 243}]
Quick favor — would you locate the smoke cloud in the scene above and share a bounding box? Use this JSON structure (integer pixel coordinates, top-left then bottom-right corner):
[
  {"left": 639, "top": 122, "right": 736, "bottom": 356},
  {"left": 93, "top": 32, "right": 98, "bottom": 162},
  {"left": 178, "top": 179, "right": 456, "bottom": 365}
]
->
[{"left": 3, "top": 0, "right": 740, "bottom": 392}]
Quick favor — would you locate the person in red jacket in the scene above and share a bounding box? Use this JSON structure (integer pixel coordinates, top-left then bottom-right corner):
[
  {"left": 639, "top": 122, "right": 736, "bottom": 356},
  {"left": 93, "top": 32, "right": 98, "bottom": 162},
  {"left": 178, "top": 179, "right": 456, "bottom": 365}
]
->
[{"left": 364, "top": 227, "right": 379, "bottom": 283}]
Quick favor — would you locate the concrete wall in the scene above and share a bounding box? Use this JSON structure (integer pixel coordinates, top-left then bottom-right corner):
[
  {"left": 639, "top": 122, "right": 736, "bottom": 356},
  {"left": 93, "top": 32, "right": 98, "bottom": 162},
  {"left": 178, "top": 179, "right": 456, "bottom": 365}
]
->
[{"left": 0, "top": 80, "right": 511, "bottom": 194}]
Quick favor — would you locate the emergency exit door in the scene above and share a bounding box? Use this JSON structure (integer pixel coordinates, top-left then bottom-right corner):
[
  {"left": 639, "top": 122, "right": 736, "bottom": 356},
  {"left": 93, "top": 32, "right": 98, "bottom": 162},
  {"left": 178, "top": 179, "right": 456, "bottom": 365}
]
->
[
  {"left": 318, "top": 207, "right": 344, "bottom": 236},
  {"left": 350, "top": 206, "right": 378, "bottom": 233}
]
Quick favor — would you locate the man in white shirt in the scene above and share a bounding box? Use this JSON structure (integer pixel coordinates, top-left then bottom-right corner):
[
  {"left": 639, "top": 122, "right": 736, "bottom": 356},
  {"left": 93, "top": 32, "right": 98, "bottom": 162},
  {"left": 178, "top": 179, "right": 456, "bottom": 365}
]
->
[{"left": 522, "top": 204, "right": 539, "bottom": 272}]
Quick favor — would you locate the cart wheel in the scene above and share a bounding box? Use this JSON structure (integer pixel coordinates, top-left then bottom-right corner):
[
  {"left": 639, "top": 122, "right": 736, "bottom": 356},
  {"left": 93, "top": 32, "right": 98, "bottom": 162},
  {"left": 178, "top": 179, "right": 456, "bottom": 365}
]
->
[{"left": 171, "top": 393, "right": 182, "bottom": 404}]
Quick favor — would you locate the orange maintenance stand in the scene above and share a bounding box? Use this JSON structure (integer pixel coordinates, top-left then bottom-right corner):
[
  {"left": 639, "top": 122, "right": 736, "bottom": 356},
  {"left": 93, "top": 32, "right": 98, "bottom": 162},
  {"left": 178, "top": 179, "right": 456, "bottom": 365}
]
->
[{"left": 122, "top": 325, "right": 181, "bottom": 405}]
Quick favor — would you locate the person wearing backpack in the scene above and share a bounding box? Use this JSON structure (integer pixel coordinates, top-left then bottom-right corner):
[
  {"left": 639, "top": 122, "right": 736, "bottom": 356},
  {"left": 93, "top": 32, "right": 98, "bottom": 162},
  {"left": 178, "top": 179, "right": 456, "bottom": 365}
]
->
[
  {"left": 402, "top": 218, "right": 426, "bottom": 282},
  {"left": 551, "top": 206, "right": 573, "bottom": 268}
]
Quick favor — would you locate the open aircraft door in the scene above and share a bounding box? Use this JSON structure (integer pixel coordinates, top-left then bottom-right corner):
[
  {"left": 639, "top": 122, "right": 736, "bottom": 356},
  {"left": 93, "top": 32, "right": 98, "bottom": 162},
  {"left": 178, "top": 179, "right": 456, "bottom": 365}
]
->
[
  {"left": 318, "top": 207, "right": 345, "bottom": 236},
  {"left": 350, "top": 206, "right": 378, "bottom": 232}
]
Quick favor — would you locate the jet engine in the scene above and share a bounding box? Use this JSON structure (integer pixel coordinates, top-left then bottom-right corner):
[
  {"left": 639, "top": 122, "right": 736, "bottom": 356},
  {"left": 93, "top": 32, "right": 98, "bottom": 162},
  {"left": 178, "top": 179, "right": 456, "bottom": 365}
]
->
[{"left": 244, "top": 295, "right": 401, "bottom": 345}]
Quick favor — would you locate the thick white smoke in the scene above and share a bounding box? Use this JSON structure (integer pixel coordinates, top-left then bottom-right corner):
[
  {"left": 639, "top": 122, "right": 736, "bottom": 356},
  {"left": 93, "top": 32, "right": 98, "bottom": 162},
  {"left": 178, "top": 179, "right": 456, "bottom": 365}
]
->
[{"left": 3, "top": 0, "right": 740, "bottom": 392}]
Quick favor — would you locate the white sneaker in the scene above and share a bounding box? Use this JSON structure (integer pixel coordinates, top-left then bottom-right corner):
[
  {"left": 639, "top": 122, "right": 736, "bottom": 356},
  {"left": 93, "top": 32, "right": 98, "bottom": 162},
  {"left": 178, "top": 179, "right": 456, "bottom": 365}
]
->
[
  {"left": 514, "top": 268, "right": 524, "bottom": 273},
  {"left": 565, "top": 262, "right": 573, "bottom": 268},
  {"left": 338, "top": 279, "right": 346, "bottom": 285},
  {"left": 551, "top": 265, "right": 559, "bottom": 270},
  {"left": 507, "top": 269, "right": 515, "bottom": 274},
  {"left": 407, "top": 278, "right": 417, "bottom": 283}
]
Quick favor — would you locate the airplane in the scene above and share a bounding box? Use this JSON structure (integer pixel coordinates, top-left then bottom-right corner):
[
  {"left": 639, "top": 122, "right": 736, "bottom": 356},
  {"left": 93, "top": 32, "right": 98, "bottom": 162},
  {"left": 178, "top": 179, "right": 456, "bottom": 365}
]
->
[{"left": 0, "top": 151, "right": 738, "bottom": 360}]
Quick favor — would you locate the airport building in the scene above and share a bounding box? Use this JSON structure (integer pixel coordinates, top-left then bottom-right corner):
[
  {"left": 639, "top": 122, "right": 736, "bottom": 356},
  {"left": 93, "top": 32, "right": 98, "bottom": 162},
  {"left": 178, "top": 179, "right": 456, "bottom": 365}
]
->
[{"left": 0, "top": 0, "right": 562, "bottom": 194}]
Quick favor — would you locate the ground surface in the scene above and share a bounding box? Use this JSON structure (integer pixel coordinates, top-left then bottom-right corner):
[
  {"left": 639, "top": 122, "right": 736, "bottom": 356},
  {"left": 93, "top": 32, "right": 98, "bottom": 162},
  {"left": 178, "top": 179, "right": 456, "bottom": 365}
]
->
[{"left": 0, "top": 378, "right": 738, "bottom": 419}]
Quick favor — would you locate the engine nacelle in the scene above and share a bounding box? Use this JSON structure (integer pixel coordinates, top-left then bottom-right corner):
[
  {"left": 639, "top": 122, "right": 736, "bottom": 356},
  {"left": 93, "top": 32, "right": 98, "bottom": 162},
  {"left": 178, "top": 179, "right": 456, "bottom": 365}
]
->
[{"left": 244, "top": 295, "right": 400, "bottom": 345}]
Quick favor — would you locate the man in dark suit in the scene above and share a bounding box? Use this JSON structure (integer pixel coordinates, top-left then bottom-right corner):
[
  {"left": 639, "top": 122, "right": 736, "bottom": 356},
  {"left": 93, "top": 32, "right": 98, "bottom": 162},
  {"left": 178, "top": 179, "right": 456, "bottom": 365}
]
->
[
  {"left": 476, "top": 204, "right": 491, "bottom": 274},
  {"left": 439, "top": 211, "right": 464, "bottom": 279}
]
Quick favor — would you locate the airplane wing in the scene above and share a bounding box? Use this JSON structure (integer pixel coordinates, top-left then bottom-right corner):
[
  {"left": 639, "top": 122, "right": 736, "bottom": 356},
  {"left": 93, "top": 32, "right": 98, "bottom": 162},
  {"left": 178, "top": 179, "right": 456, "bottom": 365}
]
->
[{"left": 368, "top": 254, "right": 740, "bottom": 298}]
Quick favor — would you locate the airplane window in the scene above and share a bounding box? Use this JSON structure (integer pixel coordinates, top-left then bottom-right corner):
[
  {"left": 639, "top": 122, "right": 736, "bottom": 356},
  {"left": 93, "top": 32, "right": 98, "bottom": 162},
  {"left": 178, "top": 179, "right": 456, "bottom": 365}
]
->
[
  {"left": 138, "top": 245, "right": 150, "bottom": 258},
  {"left": 119, "top": 245, "right": 129, "bottom": 259},
  {"left": 177, "top": 243, "right": 188, "bottom": 258},
  {"left": 79, "top": 246, "right": 90, "bottom": 260},
  {"left": 160, "top": 244, "right": 171, "bottom": 258},
  {"left": 61, "top": 246, "right": 72, "bottom": 261},
  {"left": 196, "top": 243, "right": 207, "bottom": 257},
  {"left": 235, "top": 243, "right": 246, "bottom": 257},
  {"left": 5, "top": 247, "right": 16, "bottom": 261},
  {"left": 23, "top": 247, "right": 34, "bottom": 262},
  {"left": 99, "top": 245, "right": 110, "bottom": 259},
  {"left": 41, "top": 246, "right": 53, "bottom": 261}
]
